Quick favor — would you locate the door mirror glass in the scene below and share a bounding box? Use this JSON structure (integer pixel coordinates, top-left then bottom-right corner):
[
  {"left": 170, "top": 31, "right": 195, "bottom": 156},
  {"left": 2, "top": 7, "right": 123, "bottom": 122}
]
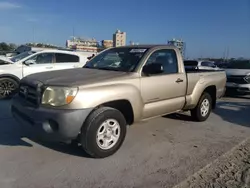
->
[
  {"left": 23, "top": 59, "right": 36, "bottom": 65},
  {"left": 142, "top": 63, "right": 164, "bottom": 75}
]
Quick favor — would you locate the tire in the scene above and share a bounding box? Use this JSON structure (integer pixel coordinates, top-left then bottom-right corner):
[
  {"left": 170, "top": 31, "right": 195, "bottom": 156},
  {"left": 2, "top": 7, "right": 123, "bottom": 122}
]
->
[
  {"left": 0, "top": 77, "right": 19, "bottom": 100},
  {"left": 80, "top": 107, "right": 127, "bottom": 158},
  {"left": 191, "top": 92, "right": 212, "bottom": 122},
  {"left": 70, "top": 138, "right": 80, "bottom": 148}
]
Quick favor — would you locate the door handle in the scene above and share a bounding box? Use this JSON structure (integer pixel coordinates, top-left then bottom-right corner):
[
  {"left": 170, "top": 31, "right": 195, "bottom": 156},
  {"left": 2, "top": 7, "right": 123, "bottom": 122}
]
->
[
  {"left": 46, "top": 67, "right": 53, "bottom": 69},
  {"left": 176, "top": 78, "right": 184, "bottom": 83}
]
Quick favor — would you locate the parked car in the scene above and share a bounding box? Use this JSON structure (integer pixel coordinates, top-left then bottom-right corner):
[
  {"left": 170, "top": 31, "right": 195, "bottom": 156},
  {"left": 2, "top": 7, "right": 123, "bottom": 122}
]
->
[
  {"left": 0, "top": 49, "right": 89, "bottom": 99},
  {"left": 184, "top": 60, "right": 220, "bottom": 70},
  {"left": 214, "top": 61, "right": 228, "bottom": 68},
  {"left": 11, "top": 45, "right": 226, "bottom": 158},
  {"left": 225, "top": 60, "right": 250, "bottom": 95}
]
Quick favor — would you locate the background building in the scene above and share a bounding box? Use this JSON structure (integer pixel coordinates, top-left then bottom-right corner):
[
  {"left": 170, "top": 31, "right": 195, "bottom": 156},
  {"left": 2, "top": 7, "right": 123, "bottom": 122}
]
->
[
  {"left": 129, "top": 41, "right": 140, "bottom": 45},
  {"left": 129, "top": 41, "right": 135, "bottom": 45},
  {"left": 168, "top": 38, "right": 186, "bottom": 58},
  {"left": 102, "top": 40, "right": 113, "bottom": 49},
  {"left": 66, "top": 37, "right": 99, "bottom": 53},
  {"left": 113, "top": 29, "right": 126, "bottom": 47}
]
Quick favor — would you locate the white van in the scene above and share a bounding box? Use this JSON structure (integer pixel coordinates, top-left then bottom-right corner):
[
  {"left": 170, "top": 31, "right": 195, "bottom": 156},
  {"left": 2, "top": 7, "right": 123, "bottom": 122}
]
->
[{"left": 0, "top": 49, "right": 89, "bottom": 99}]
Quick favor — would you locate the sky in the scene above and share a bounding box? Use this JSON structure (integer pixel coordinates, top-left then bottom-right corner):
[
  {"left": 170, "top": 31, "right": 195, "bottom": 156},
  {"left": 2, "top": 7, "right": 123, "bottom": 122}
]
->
[{"left": 0, "top": 0, "right": 249, "bottom": 58}]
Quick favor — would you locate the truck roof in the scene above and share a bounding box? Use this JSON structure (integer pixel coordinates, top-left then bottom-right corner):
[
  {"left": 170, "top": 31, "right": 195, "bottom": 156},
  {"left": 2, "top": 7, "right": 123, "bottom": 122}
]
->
[{"left": 35, "top": 49, "right": 90, "bottom": 57}]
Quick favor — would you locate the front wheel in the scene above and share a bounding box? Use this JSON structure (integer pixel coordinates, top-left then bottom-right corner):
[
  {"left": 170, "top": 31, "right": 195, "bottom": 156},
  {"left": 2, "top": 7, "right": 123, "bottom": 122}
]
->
[
  {"left": 0, "top": 77, "right": 19, "bottom": 99},
  {"left": 80, "top": 107, "right": 127, "bottom": 158},
  {"left": 191, "top": 92, "right": 212, "bottom": 122}
]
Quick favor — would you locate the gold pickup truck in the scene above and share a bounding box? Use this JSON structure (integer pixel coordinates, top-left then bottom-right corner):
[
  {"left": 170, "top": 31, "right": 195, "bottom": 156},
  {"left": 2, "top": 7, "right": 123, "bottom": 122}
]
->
[{"left": 11, "top": 45, "right": 226, "bottom": 158}]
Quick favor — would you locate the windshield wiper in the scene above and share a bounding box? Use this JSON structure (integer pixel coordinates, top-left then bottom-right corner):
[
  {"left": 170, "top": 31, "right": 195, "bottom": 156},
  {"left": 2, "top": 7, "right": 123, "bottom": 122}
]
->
[
  {"left": 83, "top": 66, "right": 126, "bottom": 72},
  {"left": 83, "top": 65, "right": 95, "bottom": 69},
  {"left": 96, "top": 67, "right": 122, "bottom": 72}
]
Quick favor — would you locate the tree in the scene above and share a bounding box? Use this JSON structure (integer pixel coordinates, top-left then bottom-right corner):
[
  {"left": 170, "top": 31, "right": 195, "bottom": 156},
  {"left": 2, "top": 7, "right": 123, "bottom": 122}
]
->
[
  {"left": 0, "top": 42, "right": 10, "bottom": 51},
  {"left": 36, "top": 43, "right": 43, "bottom": 47},
  {"left": 9, "top": 43, "right": 17, "bottom": 50}
]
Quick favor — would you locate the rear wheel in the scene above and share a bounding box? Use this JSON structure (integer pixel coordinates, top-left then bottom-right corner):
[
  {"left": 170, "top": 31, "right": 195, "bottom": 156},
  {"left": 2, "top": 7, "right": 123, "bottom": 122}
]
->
[
  {"left": 80, "top": 107, "right": 127, "bottom": 158},
  {"left": 191, "top": 92, "right": 212, "bottom": 122},
  {"left": 0, "top": 77, "right": 19, "bottom": 99}
]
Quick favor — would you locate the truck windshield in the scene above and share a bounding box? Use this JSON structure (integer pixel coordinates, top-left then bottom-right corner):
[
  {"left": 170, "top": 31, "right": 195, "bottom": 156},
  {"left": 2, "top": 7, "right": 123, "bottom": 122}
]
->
[
  {"left": 83, "top": 47, "right": 149, "bottom": 72},
  {"left": 10, "top": 51, "right": 35, "bottom": 62},
  {"left": 226, "top": 60, "right": 250, "bottom": 69}
]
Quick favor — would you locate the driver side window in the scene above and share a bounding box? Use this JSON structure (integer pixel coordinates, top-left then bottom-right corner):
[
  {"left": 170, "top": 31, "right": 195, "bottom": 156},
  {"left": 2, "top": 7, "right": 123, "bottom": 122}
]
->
[
  {"left": 144, "top": 49, "right": 178, "bottom": 74},
  {"left": 25, "top": 53, "right": 54, "bottom": 64}
]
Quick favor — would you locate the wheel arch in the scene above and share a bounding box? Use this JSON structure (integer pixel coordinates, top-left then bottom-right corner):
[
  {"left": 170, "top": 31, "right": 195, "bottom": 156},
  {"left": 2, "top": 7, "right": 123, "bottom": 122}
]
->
[
  {"left": 72, "top": 84, "right": 144, "bottom": 123},
  {"left": 0, "top": 74, "right": 20, "bottom": 84},
  {"left": 203, "top": 85, "right": 216, "bottom": 109},
  {"left": 184, "top": 84, "right": 217, "bottom": 110},
  {"left": 99, "top": 99, "right": 134, "bottom": 125}
]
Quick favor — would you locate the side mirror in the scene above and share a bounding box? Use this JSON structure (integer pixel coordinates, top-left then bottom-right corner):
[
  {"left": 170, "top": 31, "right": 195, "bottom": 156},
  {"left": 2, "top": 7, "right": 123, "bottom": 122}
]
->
[
  {"left": 23, "top": 59, "right": 35, "bottom": 66},
  {"left": 142, "top": 63, "right": 164, "bottom": 75}
]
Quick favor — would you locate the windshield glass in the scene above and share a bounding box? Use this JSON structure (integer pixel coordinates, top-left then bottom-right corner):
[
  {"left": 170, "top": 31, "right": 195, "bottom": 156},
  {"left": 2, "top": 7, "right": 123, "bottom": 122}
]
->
[
  {"left": 83, "top": 47, "right": 149, "bottom": 72},
  {"left": 226, "top": 60, "right": 250, "bottom": 69},
  {"left": 10, "top": 51, "right": 35, "bottom": 62}
]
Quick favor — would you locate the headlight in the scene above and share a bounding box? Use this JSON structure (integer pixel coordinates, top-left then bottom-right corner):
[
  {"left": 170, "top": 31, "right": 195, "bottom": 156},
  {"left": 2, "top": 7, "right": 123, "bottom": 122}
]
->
[
  {"left": 244, "top": 75, "right": 250, "bottom": 83},
  {"left": 41, "top": 86, "right": 78, "bottom": 106}
]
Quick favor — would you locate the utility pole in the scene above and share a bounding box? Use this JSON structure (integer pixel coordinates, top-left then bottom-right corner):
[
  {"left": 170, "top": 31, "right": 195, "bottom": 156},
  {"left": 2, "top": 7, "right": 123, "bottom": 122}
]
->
[
  {"left": 72, "top": 26, "right": 75, "bottom": 42},
  {"left": 32, "top": 25, "right": 35, "bottom": 43},
  {"left": 226, "top": 46, "right": 230, "bottom": 61}
]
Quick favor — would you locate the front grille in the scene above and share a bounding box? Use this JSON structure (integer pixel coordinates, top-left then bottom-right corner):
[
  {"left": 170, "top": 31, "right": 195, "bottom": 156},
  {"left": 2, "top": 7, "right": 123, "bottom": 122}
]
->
[
  {"left": 227, "top": 75, "right": 248, "bottom": 84},
  {"left": 19, "top": 81, "right": 43, "bottom": 107}
]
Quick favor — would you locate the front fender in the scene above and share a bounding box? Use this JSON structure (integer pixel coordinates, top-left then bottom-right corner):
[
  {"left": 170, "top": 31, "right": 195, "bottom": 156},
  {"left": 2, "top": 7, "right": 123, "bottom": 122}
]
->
[
  {"left": 0, "top": 65, "right": 22, "bottom": 80},
  {"left": 71, "top": 84, "right": 144, "bottom": 121}
]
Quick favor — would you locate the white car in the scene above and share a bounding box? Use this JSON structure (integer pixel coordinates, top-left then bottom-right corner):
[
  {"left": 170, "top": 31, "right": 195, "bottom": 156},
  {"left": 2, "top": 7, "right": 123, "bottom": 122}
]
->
[
  {"left": 0, "top": 49, "right": 89, "bottom": 99},
  {"left": 225, "top": 60, "right": 250, "bottom": 95},
  {"left": 184, "top": 60, "right": 221, "bottom": 70}
]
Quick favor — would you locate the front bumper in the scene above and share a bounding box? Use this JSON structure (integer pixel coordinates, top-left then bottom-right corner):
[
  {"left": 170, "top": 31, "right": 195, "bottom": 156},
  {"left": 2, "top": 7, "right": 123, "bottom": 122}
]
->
[
  {"left": 226, "top": 82, "right": 250, "bottom": 94},
  {"left": 11, "top": 95, "right": 93, "bottom": 142}
]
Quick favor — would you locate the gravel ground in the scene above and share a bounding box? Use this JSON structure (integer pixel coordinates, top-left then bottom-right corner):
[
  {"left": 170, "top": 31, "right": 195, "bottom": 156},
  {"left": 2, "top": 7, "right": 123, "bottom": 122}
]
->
[
  {"left": 174, "top": 138, "right": 250, "bottom": 188},
  {"left": 0, "top": 96, "right": 250, "bottom": 188}
]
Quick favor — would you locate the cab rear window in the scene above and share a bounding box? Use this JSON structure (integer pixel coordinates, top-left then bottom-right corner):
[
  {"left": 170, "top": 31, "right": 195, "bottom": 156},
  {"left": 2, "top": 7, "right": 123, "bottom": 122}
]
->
[{"left": 184, "top": 60, "right": 198, "bottom": 66}]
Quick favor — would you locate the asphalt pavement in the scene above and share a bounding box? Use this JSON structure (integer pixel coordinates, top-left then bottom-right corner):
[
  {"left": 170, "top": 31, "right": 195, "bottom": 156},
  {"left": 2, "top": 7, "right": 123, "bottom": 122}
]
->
[{"left": 0, "top": 96, "right": 250, "bottom": 188}]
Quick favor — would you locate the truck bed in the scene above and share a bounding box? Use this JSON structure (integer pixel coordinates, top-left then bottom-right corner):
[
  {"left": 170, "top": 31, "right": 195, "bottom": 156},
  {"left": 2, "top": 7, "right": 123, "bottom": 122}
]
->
[
  {"left": 183, "top": 69, "right": 227, "bottom": 110},
  {"left": 185, "top": 68, "right": 225, "bottom": 73}
]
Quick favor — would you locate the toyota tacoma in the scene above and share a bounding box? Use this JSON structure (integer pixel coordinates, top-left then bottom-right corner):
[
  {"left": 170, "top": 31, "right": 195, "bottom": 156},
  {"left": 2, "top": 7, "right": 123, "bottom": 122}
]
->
[{"left": 11, "top": 45, "right": 226, "bottom": 158}]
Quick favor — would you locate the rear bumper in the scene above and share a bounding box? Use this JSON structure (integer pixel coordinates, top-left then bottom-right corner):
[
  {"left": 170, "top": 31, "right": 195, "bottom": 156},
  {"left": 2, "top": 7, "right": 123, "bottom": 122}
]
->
[
  {"left": 11, "top": 95, "right": 93, "bottom": 142},
  {"left": 226, "top": 83, "right": 250, "bottom": 94}
]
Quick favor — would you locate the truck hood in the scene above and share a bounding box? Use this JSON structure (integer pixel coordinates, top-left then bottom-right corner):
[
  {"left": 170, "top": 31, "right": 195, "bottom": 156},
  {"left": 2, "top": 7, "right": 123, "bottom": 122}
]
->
[
  {"left": 22, "top": 68, "right": 136, "bottom": 86},
  {"left": 0, "top": 56, "right": 14, "bottom": 65},
  {"left": 225, "top": 69, "right": 250, "bottom": 76}
]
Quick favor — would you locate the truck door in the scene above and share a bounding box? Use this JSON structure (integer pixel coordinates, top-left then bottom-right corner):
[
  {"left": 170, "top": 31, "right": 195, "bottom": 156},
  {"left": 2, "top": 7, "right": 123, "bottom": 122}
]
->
[{"left": 140, "top": 48, "right": 187, "bottom": 119}]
